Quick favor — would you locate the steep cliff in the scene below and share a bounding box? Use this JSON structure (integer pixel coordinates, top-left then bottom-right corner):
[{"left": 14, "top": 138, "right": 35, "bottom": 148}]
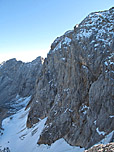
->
[
  {"left": 27, "top": 7, "right": 114, "bottom": 148},
  {"left": 0, "top": 57, "right": 43, "bottom": 126}
]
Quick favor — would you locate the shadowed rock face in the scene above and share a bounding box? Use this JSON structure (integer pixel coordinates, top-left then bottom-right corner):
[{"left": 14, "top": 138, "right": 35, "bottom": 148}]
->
[
  {"left": 0, "top": 57, "right": 43, "bottom": 107},
  {"left": 27, "top": 7, "right": 114, "bottom": 148},
  {"left": 0, "top": 57, "right": 43, "bottom": 126}
]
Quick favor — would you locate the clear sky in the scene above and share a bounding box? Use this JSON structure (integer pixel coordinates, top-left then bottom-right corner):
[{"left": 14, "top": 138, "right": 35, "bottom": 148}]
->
[{"left": 0, "top": 0, "right": 114, "bottom": 63}]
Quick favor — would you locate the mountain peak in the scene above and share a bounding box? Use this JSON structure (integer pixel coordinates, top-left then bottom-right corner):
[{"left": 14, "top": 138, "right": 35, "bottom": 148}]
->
[
  {"left": 0, "top": 7, "right": 114, "bottom": 151},
  {"left": 27, "top": 7, "right": 114, "bottom": 149}
]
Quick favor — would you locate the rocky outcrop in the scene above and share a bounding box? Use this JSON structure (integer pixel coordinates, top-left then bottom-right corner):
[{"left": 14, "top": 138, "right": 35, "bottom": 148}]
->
[
  {"left": 0, "top": 57, "right": 43, "bottom": 107},
  {"left": 27, "top": 7, "right": 114, "bottom": 149},
  {"left": 0, "top": 147, "right": 10, "bottom": 152},
  {"left": 84, "top": 142, "right": 114, "bottom": 152},
  {"left": 0, "top": 56, "right": 43, "bottom": 126}
]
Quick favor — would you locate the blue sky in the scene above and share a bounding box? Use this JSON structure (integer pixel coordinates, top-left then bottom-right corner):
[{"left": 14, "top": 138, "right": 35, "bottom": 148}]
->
[{"left": 0, "top": 0, "right": 114, "bottom": 63}]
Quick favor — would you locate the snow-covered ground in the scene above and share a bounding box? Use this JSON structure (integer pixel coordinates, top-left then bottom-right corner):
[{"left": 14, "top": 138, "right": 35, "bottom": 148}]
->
[
  {"left": 0, "top": 97, "right": 113, "bottom": 152},
  {"left": 0, "top": 97, "right": 84, "bottom": 152},
  {"left": 97, "top": 131, "right": 114, "bottom": 145}
]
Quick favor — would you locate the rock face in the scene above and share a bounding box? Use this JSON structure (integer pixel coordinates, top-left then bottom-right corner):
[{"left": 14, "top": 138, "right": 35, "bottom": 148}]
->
[
  {"left": 84, "top": 143, "right": 114, "bottom": 152},
  {"left": 0, "top": 57, "right": 43, "bottom": 107},
  {"left": 27, "top": 7, "right": 114, "bottom": 149},
  {"left": 0, "top": 57, "right": 43, "bottom": 125},
  {"left": 0, "top": 147, "right": 10, "bottom": 152}
]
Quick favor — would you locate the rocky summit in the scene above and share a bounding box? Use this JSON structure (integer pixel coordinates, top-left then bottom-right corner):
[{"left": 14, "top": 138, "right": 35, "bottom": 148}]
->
[
  {"left": 27, "top": 7, "right": 114, "bottom": 149},
  {"left": 0, "top": 57, "right": 43, "bottom": 126},
  {"left": 0, "top": 7, "right": 114, "bottom": 151}
]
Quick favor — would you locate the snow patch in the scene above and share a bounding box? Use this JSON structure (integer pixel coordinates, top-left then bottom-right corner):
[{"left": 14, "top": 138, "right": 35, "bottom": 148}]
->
[
  {"left": 63, "top": 88, "right": 70, "bottom": 92},
  {"left": 53, "top": 42, "right": 61, "bottom": 52},
  {"left": 63, "top": 37, "right": 71, "bottom": 45},
  {"left": 104, "top": 61, "right": 108, "bottom": 66},
  {"left": 82, "top": 65, "right": 88, "bottom": 69},
  {"left": 80, "top": 104, "right": 89, "bottom": 115},
  {"left": 94, "top": 120, "right": 96, "bottom": 125},
  {"left": 96, "top": 127, "right": 106, "bottom": 136},
  {"left": 64, "top": 108, "right": 73, "bottom": 113},
  {"left": 0, "top": 107, "right": 47, "bottom": 152},
  {"left": 76, "top": 9, "right": 114, "bottom": 49},
  {"left": 7, "top": 96, "right": 31, "bottom": 114},
  {"left": 97, "top": 131, "right": 114, "bottom": 145},
  {"left": 0, "top": 98, "right": 85, "bottom": 152},
  {"left": 109, "top": 115, "right": 114, "bottom": 118},
  {"left": 61, "top": 58, "right": 66, "bottom": 61}
]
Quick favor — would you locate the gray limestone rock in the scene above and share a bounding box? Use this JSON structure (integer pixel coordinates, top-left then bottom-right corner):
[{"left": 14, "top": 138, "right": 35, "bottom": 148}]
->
[
  {"left": 27, "top": 7, "right": 114, "bottom": 149},
  {"left": 0, "top": 57, "right": 43, "bottom": 107},
  {"left": 0, "top": 56, "right": 43, "bottom": 126},
  {"left": 84, "top": 142, "right": 114, "bottom": 152}
]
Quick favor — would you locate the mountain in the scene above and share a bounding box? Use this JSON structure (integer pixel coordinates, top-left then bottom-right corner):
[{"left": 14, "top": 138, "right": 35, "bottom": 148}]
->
[
  {"left": 0, "top": 97, "right": 113, "bottom": 152},
  {"left": 27, "top": 7, "right": 114, "bottom": 148},
  {"left": 0, "top": 7, "right": 114, "bottom": 152},
  {"left": 0, "top": 57, "right": 43, "bottom": 127}
]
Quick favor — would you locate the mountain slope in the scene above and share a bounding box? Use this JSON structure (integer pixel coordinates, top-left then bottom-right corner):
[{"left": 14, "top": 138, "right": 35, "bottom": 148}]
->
[
  {"left": 0, "top": 7, "right": 114, "bottom": 152},
  {"left": 0, "top": 57, "right": 43, "bottom": 127},
  {"left": 27, "top": 7, "right": 114, "bottom": 149},
  {"left": 0, "top": 97, "right": 113, "bottom": 152},
  {"left": 0, "top": 97, "right": 85, "bottom": 152}
]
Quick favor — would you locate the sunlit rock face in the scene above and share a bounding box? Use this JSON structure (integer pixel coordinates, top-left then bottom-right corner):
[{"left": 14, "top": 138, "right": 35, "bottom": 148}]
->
[
  {"left": 27, "top": 7, "right": 114, "bottom": 148},
  {"left": 84, "top": 143, "right": 114, "bottom": 152}
]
